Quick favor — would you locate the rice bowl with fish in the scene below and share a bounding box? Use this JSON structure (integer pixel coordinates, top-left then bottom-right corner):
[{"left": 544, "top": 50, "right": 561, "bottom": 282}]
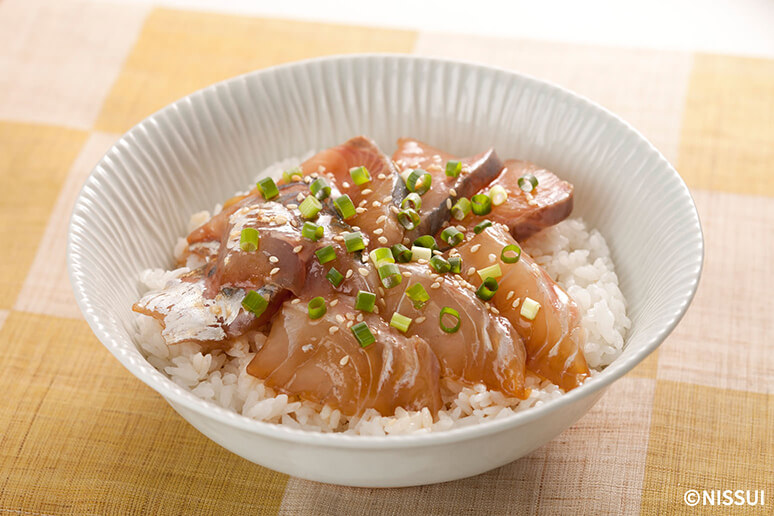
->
[{"left": 132, "top": 136, "right": 630, "bottom": 435}]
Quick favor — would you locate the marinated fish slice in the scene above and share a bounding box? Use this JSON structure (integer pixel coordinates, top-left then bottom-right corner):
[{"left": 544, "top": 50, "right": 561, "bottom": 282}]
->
[
  {"left": 455, "top": 224, "right": 590, "bottom": 390},
  {"left": 464, "top": 160, "right": 574, "bottom": 240},
  {"left": 392, "top": 138, "right": 503, "bottom": 239},
  {"left": 247, "top": 297, "right": 443, "bottom": 416},
  {"left": 380, "top": 263, "right": 527, "bottom": 399},
  {"left": 300, "top": 136, "right": 405, "bottom": 245}
]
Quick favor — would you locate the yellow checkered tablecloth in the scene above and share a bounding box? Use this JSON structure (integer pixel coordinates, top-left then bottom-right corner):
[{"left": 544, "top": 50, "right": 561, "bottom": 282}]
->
[{"left": 1, "top": 1, "right": 772, "bottom": 514}]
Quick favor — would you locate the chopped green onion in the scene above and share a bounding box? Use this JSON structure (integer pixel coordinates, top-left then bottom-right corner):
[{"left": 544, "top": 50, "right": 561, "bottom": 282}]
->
[
  {"left": 344, "top": 231, "right": 365, "bottom": 253},
  {"left": 369, "top": 247, "right": 394, "bottom": 266},
  {"left": 473, "top": 220, "right": 493, "bottom": 234},
  {"left": 333, "top": 194, "right": 356, "bottom": 220},
  {"left": 440, "top": 227, "right": 464, "bottom": 247},
  {"left": 298, "top": 195, "right": 322, "bottom": 219},
  {"left": 401, "top": 193, "right": 422, "bottom": 211},
  {"left": 301, "top": 221, "right": 324, "bottom": 241},
  {"left": 471, "top": 194, "right": 492, "bottom": 215},
  {"left": 501, "top": 244, "right": 522, "bottom": 264},
  {"left": 448, "top": 256, "right": 462, "bottom": 274},
  {"left": 310, "top": 177, "right": 331, "bottom": 200},
  {"left": 391, "top": 244, "right": 412, "bottom": 263},
  {"left": 411, "top": 245, "right": 433, "bottom": 262},
  {"left": 406, "top": 283, "right": 430, "bottom": 308},
  {"left": 477, "top": 263, "right": 502, "bottom": 282},
  {"left": 256, "top": 177, "right": 279, "bottom": 200},
  {"left": 326, "top": 267, "right": 344, "bottom": 287},
  {"left": 390, "top": 312, "right": 412, "bottom": 333},
  {"left": 520, "top": 297, "right": 541, "bottom": 320},
  {"left": 413, "top": 235, "right": 438, "bottom": 251},
  {"left": 429, "top": 255, "right": 451, "bottom": 274},
  {"left": 242, "top": 290, "right": 269, "bottom": 317},
  {"left": 351, "top": 321, "right": 375, "bottom": 347},
  {"left": 489, "top": 185, "right": 508, "bottom": 206},
  {"left": 476, "top": 277, "right": 499, "bottom": 301},
  {"left": 451, "top": 197, "right": 472, "bottom": 220},
  {"left": 355, "top": 290, "right": 376, "bottom": 312},
  {"left": 439, "top": 307, "right": 461, "bottom": 333},
  {"left": 397, "top": 208, "right": 420, "bottom": 230},
  {"left": 518, "top": 173, "right": 539, "bottom": 193},
  {"left": 308, "top": 296, "right": 327, "bottom": 320},
  {"left": 406, "top": 169, "right": 432, "bottom": 195},
  {"left": 239, "top": 227, "right": 260, "bottom": 252},
  {"left": 282, "top": 166, "right": 303, "bottom": 183},
  {"left": 445, "top": 160, "right": 462, "bottom": 178},
  {"left": 349, "top": 166, "right": 371, "bottom": 186},
  {"left": 315, "top": 245, "right": 336, "bottom": 264},
  {"left": 378, "top": 263, "right": 403, "bottom": 289}
]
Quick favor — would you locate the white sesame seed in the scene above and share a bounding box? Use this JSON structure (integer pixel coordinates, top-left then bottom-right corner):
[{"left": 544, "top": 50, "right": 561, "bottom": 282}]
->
[
  {"left": 471, "top": 244, "right": 481, "bottom": 253},
  {"left": 289, "top": 219, "right": 298, "bottom": 227},
  {"left": 415, "top": 316, "right": 426, "bottom": 324},
  {"left": 359, "top": 199, "right": 368, "bottom": 207},
  {"left": 275, "top": 216, "right": 287, "bottom": 225},
  {"left": 303, "top": 176, "right": 312, "bottom": 184},
  {"left": 346, "top": 320, "right": 353, "bottom": 328},
  {"left": 490, "top": 306, "right": 500, "bottom": 315},
  {"left": 376, "top": 215, "right": 387, "bottom": 224},
  {"left": 382, "top": 195, "right": 393, "bottom": 203},
  {"left": 336, "top": 315, "right": 345, "bottom": 323},
  {"left": 456, "top": 225, "right": 466, "bottom": 232},
  {"left": 377, "top": 173, "right": 386, "bottom": 179},
  {"left": 311, "top": 172, "right": 319, "bottom": 178},
  {"left": 374, "top": 228, "right": 383, "bottom": 235},
  {"left": 446, "top": 199, "right": 452, "bottom": 209},
  {"left": 432, "top": 249, "right": 443, "bottom": 256},
  {"left": 430, "top": 282, "right": 441, "bottom": 289},
  {"left": 318, "top": 165, "right": 326, "bottom": 173},
  {"left": 362, "top": 188, "right": 373, "bottom": 196},
  {"left": 378, "top": 287, "right": 385, "bottom": 296},
  {"left": 287, "top": 203, "right": 298, "bottom": 209},
  {"left": 269, "top": 256, "right": 279, "bottom": 263},
  {"left": 330, "top": 326, "right": 340, "bottom": 335},
  {"left": 345, "top": 269, "right": 353, "bottom": 279},
  {"left": 356, "top": 314, "right": 364, "bottom": 322},
  {"left": 293, "top": 245, "right": 303, "bottom": 253},
  {"left": 291, "top": 298, "right": 301, "bottom": 304},
  {"left": 390, "top": 206, "right": 400, "bottom": 214},
  {"left": 488, "top": 253, "right": 497, "bottom": 263},
  {"left": 342, "top": 181, "right": 350, "bottom": 189},
  {"left": 378, "top": 236, "right": 388, "bottom": 244},
  {"left": 270, "top": 267, "right": 280, "bottom": 275},
  {"left": 361, "top": 253, "right": 369, "bottom": 262},
  {"left": 356, "top": 207, "right": 366, "bottom": 214},
  {"left": 334, "top": 235, "right": 345, "bottom": 241},
  {"left": 512, "top": 298, "right": 521, "bottom": 308},
  {"left": 418, "top": 259, "right": 428, "bottom": 265},
  {"left": 402, "top": 271, "right": 411, "bottom": 277},
  {"left": 372, "top": 201, "right": 382, "bottom": 208},
  {"left": 506, "top": 290, "right": 515, "bottom": 300},
  {"left": 449, "top": 188, "right": 457, "bottom": 197},
  {"left": 345, "top": 312, "right": 354, "bottom": 321},
  {"left": 339, "top": 354, "right": 349, "bottom": 365},
  {"left": 467, "top": 267, "right": 476, "bottom": 275},
  {"left": 359, "top": 267, "right": 369, "bottom": 276},
  {"left": 296, "top": 192, "right": 305, "bottom": 202},
  {"left": 331, "top": 299, "right": 339, "bottom": 306}
]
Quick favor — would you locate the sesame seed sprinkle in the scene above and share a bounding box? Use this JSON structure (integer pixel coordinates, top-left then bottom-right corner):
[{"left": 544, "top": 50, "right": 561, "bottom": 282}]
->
[
  {"left": 345, "top": 269, "right": 353, "bottom": 278},
  {"left": 291, "top": 298, "right": 301, "bottom": 304},
  {"left": 287, "top": 203, "right": 298, "bottom": 209},
  {"left": 269, "top": 267, "right": 280, "bottom": 275},
  {"left": 512, "top": 298, "right": 521, "bottom": 308},
  {"left": 296, "top": 192, "right": 305, "bottom": 202},
  {"left": 376, "top": 215, "right": 387, "bottom": 223},
  {"left": 355, "top": 207, "right": 366, "bottom": 214},
  {"left": 378, "top": 236, "right": 388, "bottom": 244},
  {"left": 446, "top": 199, "right": 452, "bottom": 209},
  {"left": 339, "top": 354, "right": 349, "bottom": 365},
  {"left": 402, "top": 271, "right": 411, "bottom": 277},
  {"left": 269, "top": 256, "right": 279, "bottom": 263},
  {"left": 346, "top": 320, "right": 354, "bottom": 328},
  {"left": 336, "top": 315, "right": 345, "bottom": 323},
  {"left": 449, "top": 188, "right": 457, "bottom": 197},
  {"left": 359, "top": 267, "right": 369, "bottom": 276},
  {"left": 430, "top": 282, "right": 441, "bottom": 289},
  {"left": 372, "top": 200, "right": 382, "bottom": 207},
  {"left": 382, "top": 195, "right": 392, "bottom": 203},
  {"left": 456, "top": 225, "right": 466, "bottom": 232},
  {"left": 377, "top": 173, "right": 386, "bottom": 180},
  {"left": 506, "top": 290, "right": 515, "bottom": 300},
  {"left": 390, "top": 206, "right": 400, "bottom": 214},
  {"left": 362, "top": 188, "right": 373, "bottom": 195},
  {"left": 293, "top": 245, "right": 303, "bottom": 253},
  {"left": 467, "top": 266, "right": 476, "bottom": 275},
  {"left": 374, "top": 228, "right": 383, "bottom": 235},
  {"left": 330, "top": 326, "right": 340, "bottom": 335},
  {"left": 356, "top": 314, "right": 364, "bottom": 322},
  {"left": 331, "top": 299, "right": 339, "bottom": 306},
  {"left": 415, "top": 316, "right": 426, "bottom": 324},
  {"left": 471, "top": 244, "right": 481, "bottom": 253},
  {"left": 342, "top": 181, "right": 350, "bottom": 189},
  {"left": 488, "top": 253, "right": 497, "bottom": 263}
]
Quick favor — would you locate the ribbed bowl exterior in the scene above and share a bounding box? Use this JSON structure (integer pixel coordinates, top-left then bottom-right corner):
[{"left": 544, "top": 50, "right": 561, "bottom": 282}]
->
[{"left": 67, "top": 55, "right": 703, "bottom": 486}]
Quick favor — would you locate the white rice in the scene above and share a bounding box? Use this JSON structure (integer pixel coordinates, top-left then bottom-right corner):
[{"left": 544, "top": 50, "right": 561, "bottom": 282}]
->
[{"left": 134, "top": 171, "right": 630, "bottom": 435}]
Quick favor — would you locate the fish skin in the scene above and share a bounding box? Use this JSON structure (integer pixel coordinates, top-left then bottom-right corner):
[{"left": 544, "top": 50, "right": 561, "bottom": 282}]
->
[
  {"left": 247, "top": 296, "right": 443, "bottom": 417},
  {"left": 455, "top": 223, "right": 590, "bottom": 390},
  {"left": 392, "top": 138, "right": 504, "bottom": 239}
]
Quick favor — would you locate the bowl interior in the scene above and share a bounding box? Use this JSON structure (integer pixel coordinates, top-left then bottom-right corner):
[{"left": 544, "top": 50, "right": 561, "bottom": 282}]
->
[{"left": 68, "top": 55, "right": 702, "bottom": 439}]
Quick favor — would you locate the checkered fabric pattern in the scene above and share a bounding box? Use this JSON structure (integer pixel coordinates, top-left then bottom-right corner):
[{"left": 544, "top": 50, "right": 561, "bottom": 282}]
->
[{"left": 0, "top": 1, "right": 771, "bottom": 514}]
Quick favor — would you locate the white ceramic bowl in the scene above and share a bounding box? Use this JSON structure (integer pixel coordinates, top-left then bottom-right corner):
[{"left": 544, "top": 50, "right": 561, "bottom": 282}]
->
[{"left": 68, "top": 54, "right": 703, "bottom": 487}]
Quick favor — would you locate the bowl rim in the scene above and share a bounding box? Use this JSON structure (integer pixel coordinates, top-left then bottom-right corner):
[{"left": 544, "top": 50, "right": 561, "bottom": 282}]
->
[{"left": 67, "top": 53, "right": 704, "bottom": 449}]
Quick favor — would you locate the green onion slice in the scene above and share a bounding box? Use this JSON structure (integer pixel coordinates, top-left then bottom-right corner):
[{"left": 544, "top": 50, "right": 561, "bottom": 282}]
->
[
  {"left": 471, "top": 194, "right": 492, "bottom": 215},
  {"left": 301, "top": 221, "right": 324, "bottom": 241},
  {"left": 473, "top": 220, "right": 493, "bottom": 234},
  {"left": 448, "top": 256, "right": 462, "bottom": 274},
  {"left": 520, "top": 297, "right": 541, "bottom": 320},
  {"left": 326, "top": 267, "right": 344, "bottom": 287},
  {"left": 308, "top": 296, "right": 327, "bottom": 320},
  {"left": 310, "top": 177, "right": 331, "bottom": 200},
  {"left": 391, "top": 244, "right": 412, "bottom": 263},
  {"left": 351, "top": 321, "right": 376, "bottom": 347},
  {"left": 406, "top": 169, "right": 432, "bottom": 195},
  {"left": 518, "top": 173, "right": 539, "bottom": 192},
  {"left": 445, "top": 160, "right": 462, "bottom": 178},
  {"left": 378, "top": 263, "right": 403, "bottom": 289},
  {"left": 477, "top": 263, "right": 502, "bottom": 282},
  {"left": 369, "top": 247, "right": 395, "bottom": 266},
  {"left": 239, "top": 227, "right": 260, "bottom": 252},
  {"left": 451, "top": 198, "right": 471, "bottom": 220},
  {"left": 315, "top": 245, "right": 336, "bottom": 264},
  {"left": 440, "top": 227, "right": 464, "bottom": 247},
  {"left": 242, "top": 290, "right": 269, "bottom": 317},
  {"left": 355, "top": 290, "right": 376, "bottom": 312},
  {"left": 411, "top": 245, "right": 432, "bottom": 262},
  {"left": 390, "top": 312, "right": 412, "bottom": 333},
  {"left": 298, "top": 195, "right": 322, "bottom": 219},
  {"left": 282, "top": 166, "right": 303, "bottom": 183},
  {"left": 349, "top": 166, "right": 371, "bottom": 186},
  {"left": 333, "top": 194, "right": 356, "bottom": 220},
  {"left": 413, "top": 235, "right": 438, "bottom": 251},
  {"left": 489, "top": 185, "right": 508, "bottom": 206},
  {"left": 256, "top": 177, "right": 279, "bottom": 200},
  {"left": 439, "top": 307, "right": 461, "bottom": 333},
  {"left": 429, "top": 255, "right": 451, "bottom": 274},
  {"left": 400, "top": 192, "right": 422, "bottom": 211},
  {"left": 397, "top": 208, "right": 420, "bottom": 230},
  {"left": 476, "top": 277, "right": 499, "bottom": 301},
  {"left": 344, "top": 231, "right": 365, "bottom": 253},
  {"left": 501, "top": 244, "right": 522, "bottom": 264},
  {"left": 406, "top": 283, "right": 430, "bottom": 308}
]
